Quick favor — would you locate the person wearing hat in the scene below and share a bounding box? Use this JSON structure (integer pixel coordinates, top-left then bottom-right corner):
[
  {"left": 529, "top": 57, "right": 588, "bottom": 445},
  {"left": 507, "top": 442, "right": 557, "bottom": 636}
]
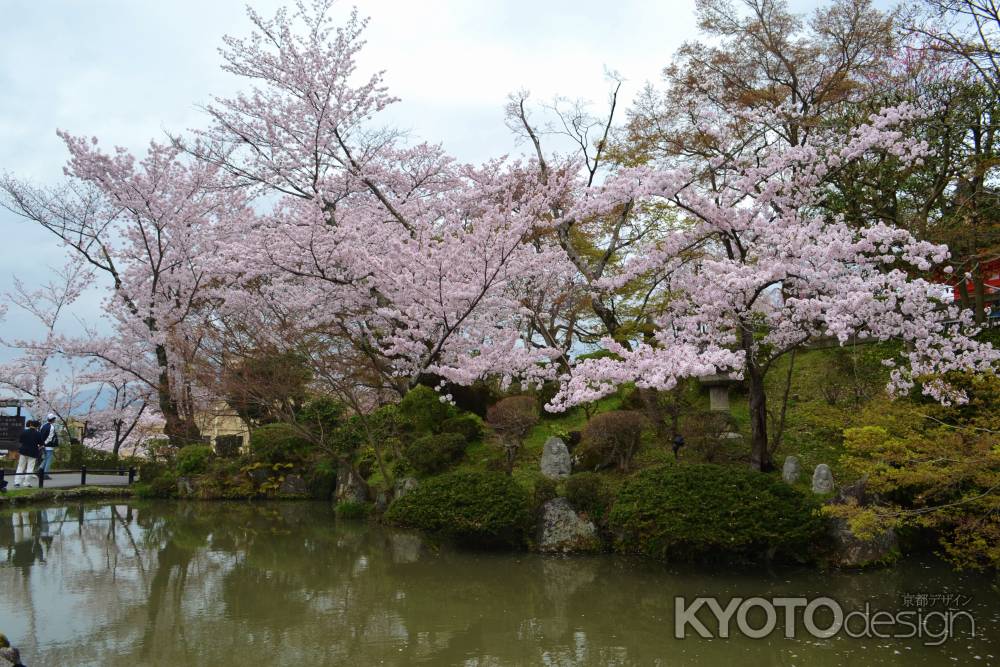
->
[
  {"left": 37, "top": 414, "right": 59, "bottom": 480},
  {"left": 14, "top": 421, "right": 41, "bottom": 488}
]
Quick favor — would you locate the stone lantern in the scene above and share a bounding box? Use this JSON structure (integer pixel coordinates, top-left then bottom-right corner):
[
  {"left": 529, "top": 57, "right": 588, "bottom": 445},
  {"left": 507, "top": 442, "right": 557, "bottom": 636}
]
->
[{"left": 698, "top": 373, "right": 740, "bottom": 412}]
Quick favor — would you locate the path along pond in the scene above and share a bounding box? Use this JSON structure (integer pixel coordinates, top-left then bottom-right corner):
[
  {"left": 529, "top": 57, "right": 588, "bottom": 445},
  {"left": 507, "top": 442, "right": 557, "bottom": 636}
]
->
[{"left": 1, "top": 501, "right": 997, "bottom": 666}]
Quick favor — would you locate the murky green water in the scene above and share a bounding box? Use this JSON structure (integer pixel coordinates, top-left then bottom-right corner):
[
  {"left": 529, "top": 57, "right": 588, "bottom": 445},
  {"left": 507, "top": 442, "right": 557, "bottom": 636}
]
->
[{"left": 1, "top": 501, "right": 997, "bottom": 666}]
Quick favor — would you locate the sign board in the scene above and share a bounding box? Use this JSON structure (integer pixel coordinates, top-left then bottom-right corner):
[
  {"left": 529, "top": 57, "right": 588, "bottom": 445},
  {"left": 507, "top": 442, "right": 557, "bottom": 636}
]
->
[{"left": 0, "top": 415, "right": 25, "bottom": 444}]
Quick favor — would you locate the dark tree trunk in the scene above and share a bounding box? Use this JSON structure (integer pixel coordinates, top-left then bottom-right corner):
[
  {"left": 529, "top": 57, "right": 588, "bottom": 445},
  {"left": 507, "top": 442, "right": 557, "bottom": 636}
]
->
[
  {"left": 747, "top": 365, "right": 773, "bottom": 472},
  {"left": 155, "top": 343, "right": 200, "bottom": 445}
]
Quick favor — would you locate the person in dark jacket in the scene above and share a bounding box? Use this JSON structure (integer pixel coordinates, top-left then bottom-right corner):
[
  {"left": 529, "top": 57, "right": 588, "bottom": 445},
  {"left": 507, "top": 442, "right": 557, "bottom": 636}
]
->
[
  {"left": 672, "top": 433, "right": 685, "bottom": 460},
  {"left": 14, "top": 421, "right": 42, "bottom": 488},
  {"left": 37, "top": 414, "right": 58, "bottom": 480}
]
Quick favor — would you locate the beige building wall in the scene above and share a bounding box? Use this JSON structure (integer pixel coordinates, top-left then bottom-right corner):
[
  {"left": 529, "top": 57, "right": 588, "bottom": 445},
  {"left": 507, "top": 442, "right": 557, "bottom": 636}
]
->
[{"left": 195, "top": 402, "right": 251, "bottom": 452}]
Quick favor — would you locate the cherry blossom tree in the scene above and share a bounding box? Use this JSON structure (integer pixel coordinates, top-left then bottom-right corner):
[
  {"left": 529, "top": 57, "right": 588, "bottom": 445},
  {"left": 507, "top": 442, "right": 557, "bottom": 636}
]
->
[
  {"left": 182, "top": 0, "right": 577, "bottom": 396},
  {"left": 548, "top": 103, "right": 999, "bottom": 470},
  {"left": 1, "top": 138, "right": 245, "bottom": 443},
  {"left": 0, "top": 261, "right": 94, "bottom": 425},
  {"left": 0, "top": 261, "right": 160, "bottom": 459}
]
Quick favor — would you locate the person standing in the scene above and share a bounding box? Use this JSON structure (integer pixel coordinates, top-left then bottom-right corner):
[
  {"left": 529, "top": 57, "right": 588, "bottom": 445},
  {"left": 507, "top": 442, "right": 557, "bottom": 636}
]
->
[
  {"left": 38, "top": 413, "right": 59, "bottom": 480},
  {"left": 14, "top": 421, "right": 41, "bottom": 488}
]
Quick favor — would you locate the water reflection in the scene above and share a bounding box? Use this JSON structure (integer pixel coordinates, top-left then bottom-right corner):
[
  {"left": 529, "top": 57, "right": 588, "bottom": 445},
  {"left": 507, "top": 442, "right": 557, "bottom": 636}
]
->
[{"left": 0, "top": 502, "right": 997, "bottom": 666}]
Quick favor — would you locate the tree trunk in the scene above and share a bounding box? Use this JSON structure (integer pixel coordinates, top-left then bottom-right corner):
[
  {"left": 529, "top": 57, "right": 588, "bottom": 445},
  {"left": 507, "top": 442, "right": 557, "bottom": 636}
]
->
[
  {"left": 747, "top": 365, "right": 772, "bottom": 472},
  {"left": 155, "top": 343, "right": 200, "bottom": 445},
  {"left": 957, "top": 279, "right": 972, "bottom": 313},
  {"left": 973, "top": 267, "right": 987, "bottom": 325}
]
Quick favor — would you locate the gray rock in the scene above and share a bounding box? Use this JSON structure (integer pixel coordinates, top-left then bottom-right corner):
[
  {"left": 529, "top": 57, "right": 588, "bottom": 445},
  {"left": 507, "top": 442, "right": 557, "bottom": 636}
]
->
[
  {"left": 536, "top": 498, "right": 600, "bottom": 553},
  {"left": 834, "top": 475, "right": 870, "bottom": 505},
  {"left": 374, "top": 490, "right": 390, "bottom": 513},
  {"left": 540, "top": 437, "right": 572, "bottom": 479},
  {"left": 782, "top": 456, "right": 801, "bottom": 484},
  {"left": 278, "top": 473, "right": 309, "bottom": 496},
  {"left": 177, "top": 476, "right": 195, "bottom": 497},
  {"left": 828, "top": 518, "right": 898, "bottom": 568},
  {"left": 248, "top": 467, "right": 271, "bottom": 487},
  {"left": 394, "top": 476, "right": 419, "bottom": 500},
  {"left": 811, "top": 463, "right": 834, "bottom": 494},
  {"left": 335, "top": 464, "right": 369, "bottom": 503}
]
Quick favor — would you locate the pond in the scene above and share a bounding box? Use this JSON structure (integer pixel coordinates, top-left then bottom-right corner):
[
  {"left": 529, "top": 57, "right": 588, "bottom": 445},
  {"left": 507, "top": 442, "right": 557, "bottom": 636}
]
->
[{"left": 0, "top": 501, "right": 997, "bottom": 666}]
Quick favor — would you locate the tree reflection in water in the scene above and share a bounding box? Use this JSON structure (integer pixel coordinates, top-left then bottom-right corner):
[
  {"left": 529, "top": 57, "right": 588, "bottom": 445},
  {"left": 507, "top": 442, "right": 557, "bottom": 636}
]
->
[{"left": 0, "top": 501, "right": 997, "bottom": 666}]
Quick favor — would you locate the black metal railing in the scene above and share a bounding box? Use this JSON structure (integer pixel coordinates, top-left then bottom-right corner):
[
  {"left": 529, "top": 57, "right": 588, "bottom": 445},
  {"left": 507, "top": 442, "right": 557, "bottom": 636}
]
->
[{"left": 0, "top": 465, "right": 136, "bottom": 490}]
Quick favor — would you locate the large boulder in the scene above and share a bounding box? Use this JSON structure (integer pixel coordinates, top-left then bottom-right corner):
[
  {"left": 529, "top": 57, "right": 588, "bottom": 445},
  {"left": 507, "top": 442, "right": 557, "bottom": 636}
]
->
[
  {"left": 540, "top": 437, "right": 572, "bottom": 479},
  {"left": 782, "top": 456, "right": 801, "bottom": 484},
  {"left": 828, "top": 518, "right": 898, "bottom": 568},
  {"left": 536, "top": 498, "right": 600, "bottom": 553},
  {"left": 278, "top": 473, "right": 309, "bottom": 496},
  {"left": 335, "top": 464, "right": 369, "bottom": 504},
  {"left": 811, "top": 463, "right": 834, "bottom": 494}
]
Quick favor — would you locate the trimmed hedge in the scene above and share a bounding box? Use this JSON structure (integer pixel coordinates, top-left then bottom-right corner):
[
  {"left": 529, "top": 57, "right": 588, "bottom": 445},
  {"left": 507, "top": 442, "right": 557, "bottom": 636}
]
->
[
  {"left": 385, "top": 470, "right": 533, "bottom": 547},
  {"left": 440, "top": 414, "right": 485, "bottom": 442},
  {"left": 609, "top": 464, "right": 825, "bottom": 562},
  {"left": 404, "top": 432, "right": 468, "bottom": 476},
  {"left": 249, "top": 423, "right": 313, "bottom": 465}
]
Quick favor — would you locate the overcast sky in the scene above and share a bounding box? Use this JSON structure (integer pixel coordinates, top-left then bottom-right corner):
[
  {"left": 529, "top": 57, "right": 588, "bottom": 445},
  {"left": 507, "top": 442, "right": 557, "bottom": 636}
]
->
[{"left": 0, "top": 0, "right": 837, "bottom": 359}]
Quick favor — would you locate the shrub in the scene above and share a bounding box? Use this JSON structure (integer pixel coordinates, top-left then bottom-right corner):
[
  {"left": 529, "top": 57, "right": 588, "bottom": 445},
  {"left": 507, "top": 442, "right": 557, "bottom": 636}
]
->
[
  {"left": 564, "top": 472, "right": 612, "bottom": 520},
  {"left": 404, "top": 433, "right": 468, "bottom": 476},
  {"left": 532, "top": 476, "right": 558, "bottom": 510},
  {"left": 385, "top": 470, "right": 533, "bottom": 547},
  {"left": 138, "top": 461, "right": 168, "bottom": 484},
  {"left": 399, "top": 385, "right": 457, "bottom": 434},
  {"left": 486, "top": 396, "right": 539, "bottom": 439},
  {"left": 296, "top": 396, "right": 346, "bottom": 433},
  {"left": 67, "top": 445, "right": 141, "bottom": 469},
  {"left": 176, "top": 445, "right": 214, "bottom": 476},
  {"left": 335, "top": 500, "right": 370, "bottom": 520},
  {"left": 609, "top": 464, "right": 825, "bottom": 562},
  {"left": 328, "top": 405, "right": 404, "bottom": 458},
  {"left": 486, "top": 396, "right": 539, "bottom": 471},
  {"left": 135, "top": 471, "right": 179, "bottom": 499},
  {"left": 440, "top": 414, "right": 485, "bottom": 442},
  {"left": 683, "top": 411, "right": 745, "bottom": 464},
  {"left": 249, "top": 423, "right": 313, "bottom": 465},
  {"left": 836, "top": 376, "right": 1000, "bottom": 569},
  {"left": 578, "top": 410, "right": 649, "bottom": 472}
]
